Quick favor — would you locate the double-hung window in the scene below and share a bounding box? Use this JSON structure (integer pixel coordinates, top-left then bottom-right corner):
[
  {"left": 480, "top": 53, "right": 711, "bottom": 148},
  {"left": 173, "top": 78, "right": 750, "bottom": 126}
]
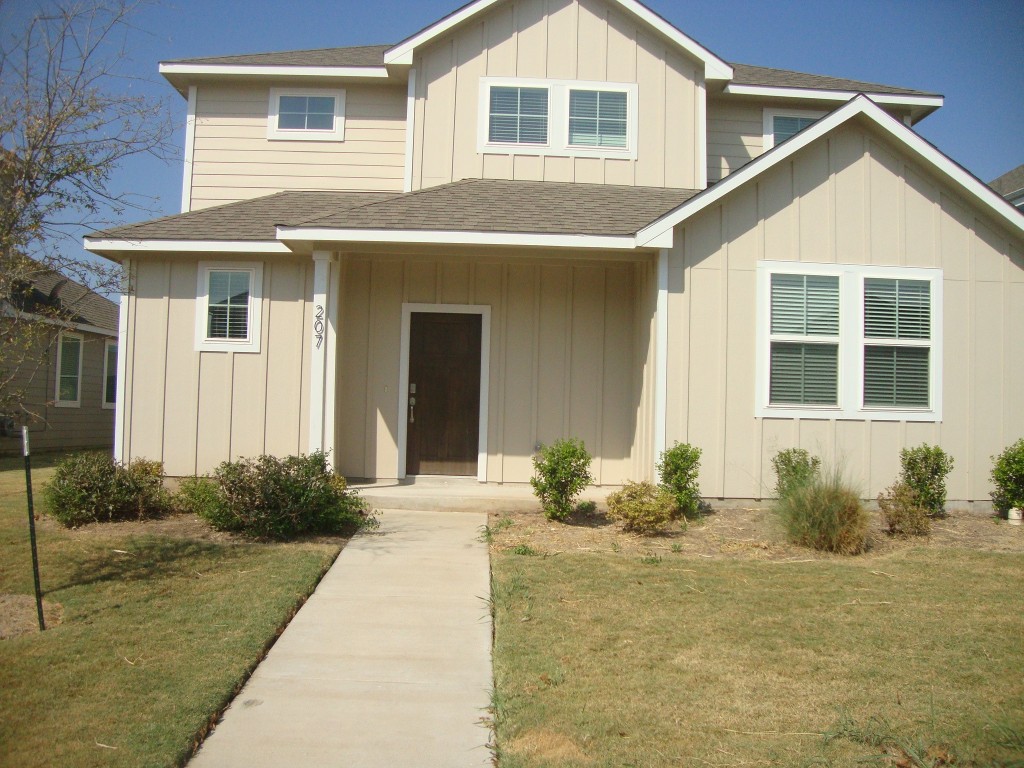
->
[
  {"left": 55, "top": 331, "right": 83, "bottom": 407},
  {"left": 479, "top": 78, "right": 637, "bottom": 158},
  {"left": 195, "top": 262, "right": 263, "bottom": 353},
  {"left": 756, "top": 262, "right": 942, "bottom": 421},
  {"left": 267, "top": 88, "right": 345, "bottom": 141},
  {"left": 763, "top": 108, "right": 825, "bottom": 150}
]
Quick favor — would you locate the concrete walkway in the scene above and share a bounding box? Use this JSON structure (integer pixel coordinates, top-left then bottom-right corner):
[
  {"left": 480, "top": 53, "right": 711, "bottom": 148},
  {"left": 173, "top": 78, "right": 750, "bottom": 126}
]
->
[{"left": 189, "top": 509, "right": 493, "bottom": 768}]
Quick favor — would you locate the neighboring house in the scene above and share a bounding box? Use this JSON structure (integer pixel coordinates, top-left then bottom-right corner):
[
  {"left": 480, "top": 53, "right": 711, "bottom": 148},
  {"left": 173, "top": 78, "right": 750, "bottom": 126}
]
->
[
  {"left": 85, "top": 0, "right": 1023, "bottom": 502},
  {"left": 0, "top": 269, "right": 119, "bottom": 454},
  {"left": 990, "top": 164, "right": 1024, "bottom": 210}
]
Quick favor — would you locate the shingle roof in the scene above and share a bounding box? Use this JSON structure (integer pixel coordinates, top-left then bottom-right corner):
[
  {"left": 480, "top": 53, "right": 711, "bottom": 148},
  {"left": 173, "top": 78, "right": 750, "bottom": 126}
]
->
[
  {"left": 728, "top": 62, "right": 940, "bottom": 97},
  {"left": 990, "top": 164, "right": 1024, "bottom": 197},
  {"left": 163, "top": 44, "right": 390, "bottom": 68},
  {"left": 95, "top": 191, "right": 396, "bottom": 242},
  {"left": 293, "top": 179, "right": 699, "bottom": 236},
  {"left": 92, "top": 181, "right": 699, "bottom": 244},
  {"left": 13, "top": 267, "right": 119, "bottom": 331}
]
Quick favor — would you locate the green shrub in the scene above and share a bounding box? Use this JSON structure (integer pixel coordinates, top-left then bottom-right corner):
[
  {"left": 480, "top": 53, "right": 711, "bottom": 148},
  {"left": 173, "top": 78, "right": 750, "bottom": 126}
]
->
[
  {"left": 990, "top": 438, "right": 1024, "bottom": 514},
  {"left": 877, "top": 481, "right": 930, "bottom": 537},
  {"left": 606, "top": 481, "right": 680, "bottom": 535},
  {"left": 771, "top": 448, "right": 821, "bottom": 498},
  {"left": 181, "top": 452, "right": 373, "bottom": 539},
  {"left": 899, "top": 444, "right": 954, "bottom": 517},
  {"left": 44, "top": 452, "right": 171, "bottom": 527},
  {"left": 774, "top": 467, "right": 869, "bottom": 555},
  {"left": 530, "top": 439, "right": 594, "bottom": 521},
  {"left": 657, "top": 442, "right": 703, "bottom": 518}
]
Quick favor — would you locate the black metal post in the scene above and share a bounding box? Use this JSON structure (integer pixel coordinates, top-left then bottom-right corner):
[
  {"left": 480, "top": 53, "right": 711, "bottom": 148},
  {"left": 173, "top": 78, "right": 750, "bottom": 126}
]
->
[{"left": 22, "top": 427, "right": 45, "bottom": 632}]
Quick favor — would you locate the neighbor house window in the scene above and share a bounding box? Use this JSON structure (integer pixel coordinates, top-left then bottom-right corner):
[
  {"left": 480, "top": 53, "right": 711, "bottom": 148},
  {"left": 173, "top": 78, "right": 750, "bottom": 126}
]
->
[
  {"left": 756, "top": 262, "right": 942, "bottom": 421},
  {"left": 55, "top": 331, "right": 83, "bottom": 407},
  {"left": 267, "top": 88, "right": 345, "bottom": 141},
  {"left": 763, "top": 108, "right": 825, "bottom": 149},
  {"left": 479, "top": 78, "right": 637, "bottom": 158},
  {"left": 194, "top": 262, "right": 263, "bottom": 353},
  {"left": 103, "top": 340, "right": 117, "bottom": 409}
]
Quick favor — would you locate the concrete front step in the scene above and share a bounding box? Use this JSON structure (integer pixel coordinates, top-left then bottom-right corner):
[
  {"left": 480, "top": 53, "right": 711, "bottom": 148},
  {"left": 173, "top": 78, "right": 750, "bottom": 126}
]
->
[{"left": 349, "top": 477, "right": 616, "bottom": 513}]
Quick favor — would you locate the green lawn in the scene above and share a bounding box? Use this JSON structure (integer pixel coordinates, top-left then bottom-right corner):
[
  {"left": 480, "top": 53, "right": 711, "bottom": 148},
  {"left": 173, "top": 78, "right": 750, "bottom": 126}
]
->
[
  {"left": 0, "top": 455, "right": 341, "bottom": 768},
  {"left": 491, "top": 548, "right": 1024, "bottom": 767}
]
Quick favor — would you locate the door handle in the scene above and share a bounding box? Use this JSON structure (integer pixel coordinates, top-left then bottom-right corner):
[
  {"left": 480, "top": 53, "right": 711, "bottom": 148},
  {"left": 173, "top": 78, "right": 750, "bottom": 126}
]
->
[{"left": 409, "top": 396, "right": 416, "bottom": 424}]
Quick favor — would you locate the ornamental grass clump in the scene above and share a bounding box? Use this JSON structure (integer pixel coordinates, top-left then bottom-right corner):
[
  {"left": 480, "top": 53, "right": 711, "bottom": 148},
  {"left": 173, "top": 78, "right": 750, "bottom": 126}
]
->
[
  {"left": 774, "top": 466, "right": 869, "bottom": 555},
  {"left": 877, "top": 480, "right": 930, "bottom": 537},
  {"left": 606, "top": 481, "right": 681, "bottom": 535},
  {"left": 899, "top": 444, "right": 954, "bottom": 518},
  {"left": 656, "top": 442, "right": 703, "bottom": 518},
  {"left": 990, "top": 438, "right": 1024, "bottom": 516},
  {"left": 45, "top": 452, "right": 171, "bottom": 527},
  {"left": 530, "top": 438, "right": 594, "bottom": 521},
  {"left": 178, "top": 451, "right": 374, "bottom": 539}
]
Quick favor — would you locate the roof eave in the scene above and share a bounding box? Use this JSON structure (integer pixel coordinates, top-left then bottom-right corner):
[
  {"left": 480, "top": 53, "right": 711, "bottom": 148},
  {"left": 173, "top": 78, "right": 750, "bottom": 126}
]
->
[
  {"left": 159, "top": 62, "right": 394, "bottom": 95},
  {"left": 83, "top": 237, "right": 293, "bottom": 257},
  {"left": 722, "top": 82, "right": 944, "bottom": 123}
]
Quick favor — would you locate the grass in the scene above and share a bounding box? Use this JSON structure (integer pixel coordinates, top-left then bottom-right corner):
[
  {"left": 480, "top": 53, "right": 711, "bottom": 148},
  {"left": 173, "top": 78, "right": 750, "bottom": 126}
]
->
[
  {"left": 0, "top": 454, "right": 341, "bottom": 768},
  {"left": 491, "top": 548, "right": 1024, "bottom": 766}
]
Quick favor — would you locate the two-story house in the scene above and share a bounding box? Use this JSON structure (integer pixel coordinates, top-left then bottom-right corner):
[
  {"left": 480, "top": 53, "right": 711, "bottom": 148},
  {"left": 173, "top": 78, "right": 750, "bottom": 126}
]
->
[{"left": 85, "top": 0, "right": 1024, "bottom": 502}]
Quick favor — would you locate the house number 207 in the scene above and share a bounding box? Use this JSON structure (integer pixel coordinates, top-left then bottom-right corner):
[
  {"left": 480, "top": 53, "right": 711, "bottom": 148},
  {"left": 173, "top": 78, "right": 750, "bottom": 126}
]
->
[{"left": 314, "top": 305, "right": 325, "bottom": 349}]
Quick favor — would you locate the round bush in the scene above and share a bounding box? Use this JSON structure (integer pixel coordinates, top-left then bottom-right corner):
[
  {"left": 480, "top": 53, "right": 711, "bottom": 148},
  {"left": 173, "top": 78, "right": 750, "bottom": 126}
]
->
[
  {"left": 530, "top": 439, "right": 594, "bottom": 521},
  {"left": 44, "top": 452, "right": 170, "bottom": 527},
  {"left": 990, "top": 438, "right": 1024, "bottom": 514},
  {"left": 771, "top": 448, "right": 821, "bottom": 499},
  {"left": 775, "top": 468, "right": 869, "bottom": 555},
  {"left": 657, "top": 442, "right": 703, "bottom": 518},
  {"left": 877, "top": 481, "right": 930, "bottom": 537},
  {"left": 899, "top": 444, "right": 953, "bottom": 517},
  {"left": 606, "top": 481, "right": 680, "bottom": 535}
]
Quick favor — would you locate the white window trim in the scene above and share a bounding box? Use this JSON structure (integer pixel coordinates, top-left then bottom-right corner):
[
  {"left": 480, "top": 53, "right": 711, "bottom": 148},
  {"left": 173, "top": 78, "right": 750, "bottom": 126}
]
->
[
  {"left": 762, "top": 107, "right": 826, "bottom": 151},
  {"left": 55, "top": 331, "right": 84, "bottom": 408},
  {"left": 267, "top": 87, "right": 346, "bottom": 142},
  {"left": 755, "top": 261, "right": 943, "bottom": 422},
  {"left": 102, "top": 339, "right": 117, "bottom": 410},
  {"left": 194, "top": 261, "right": 264, "bottom": 353},
  {"left": 477, "top": 78, "right": 639, "bottom": 160}
]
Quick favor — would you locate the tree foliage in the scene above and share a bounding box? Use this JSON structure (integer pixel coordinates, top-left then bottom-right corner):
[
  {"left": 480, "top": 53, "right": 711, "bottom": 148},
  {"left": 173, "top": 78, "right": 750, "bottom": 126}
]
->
[{"left": 0, "top": 0, "right": 172, "bottom": 420}]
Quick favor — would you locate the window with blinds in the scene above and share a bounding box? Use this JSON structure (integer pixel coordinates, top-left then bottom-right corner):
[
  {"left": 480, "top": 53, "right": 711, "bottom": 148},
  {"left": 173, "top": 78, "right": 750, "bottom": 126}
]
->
[
  {"left": 488, "top": 86, "right": 549, "bottom": 145},
  {"left": 768, "top": 273, "right": 840, "bottom": 405},
  {"left": 56, "top": 332, "right": 82, "bottom": 405},
  {"left": 772, "top": 114, "right": 818, "bottom": 144},
  {"left": 863, "top": 278, "right": 931, "bottom": 407},
  {"left": 207, "top": 270, "right": 251, "bottom": 341},
  {"left": 568, "top": 89, "right": 628, "bottom": 148}
]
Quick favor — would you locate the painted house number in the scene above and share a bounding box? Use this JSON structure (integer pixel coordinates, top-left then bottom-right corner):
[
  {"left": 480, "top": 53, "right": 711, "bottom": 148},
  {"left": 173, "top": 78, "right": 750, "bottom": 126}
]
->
[{"left": 314, "top": 304, "right": 325, "bottom": 349}]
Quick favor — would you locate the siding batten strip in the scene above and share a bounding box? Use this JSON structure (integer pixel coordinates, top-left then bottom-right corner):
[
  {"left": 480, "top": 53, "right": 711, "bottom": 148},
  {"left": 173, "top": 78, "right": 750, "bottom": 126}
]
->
[{"left": 654, "top": 248, "right": 669, "bottom": 475}]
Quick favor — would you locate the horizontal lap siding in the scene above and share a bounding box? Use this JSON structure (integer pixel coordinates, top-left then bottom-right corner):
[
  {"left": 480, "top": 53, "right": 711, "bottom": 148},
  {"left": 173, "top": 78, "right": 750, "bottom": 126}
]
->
[
  {"left": 413, "top": 0, "right": 703, "bottom": 190},
  {"left": 189, "top": 83, "right": 406, "bottom": 210},
  {"left": 706, "top": 99, "right": 762, "bottom": 183},
  {"left": 667, "top": 123, "right": 1024, "bottom": 502},
  {"left": 336, "top": 254, "right": 650, "bottom": 484}
]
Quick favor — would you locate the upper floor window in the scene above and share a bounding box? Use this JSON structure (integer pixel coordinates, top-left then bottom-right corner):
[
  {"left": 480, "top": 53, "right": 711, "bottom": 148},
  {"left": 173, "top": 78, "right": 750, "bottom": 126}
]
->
[
  {"left": 756, "top": 261, "right": 942, "bottom": 421},
  {"left": 103, "top": 340, "right": 117, "bottom": 409},
  {"left": 763, "top": 108, "right": 825, "bottom": 150},
  {"left": 194, "top": 262, "right": 263, "bottom": 353},
  {"left": 55, "top": 331, "right": 83, "bottom": 407},
  {"left": 478, "top": 78, "right": 638, "bottom": 159},
  {"left": 267, "top": 87, "right": 345, "bottom": 141}
]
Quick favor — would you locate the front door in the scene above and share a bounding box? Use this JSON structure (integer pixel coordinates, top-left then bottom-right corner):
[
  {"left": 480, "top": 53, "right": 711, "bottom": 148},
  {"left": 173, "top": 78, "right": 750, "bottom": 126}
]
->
[{"left": 406, "top": 312, "right": 482, "bottom": 476}]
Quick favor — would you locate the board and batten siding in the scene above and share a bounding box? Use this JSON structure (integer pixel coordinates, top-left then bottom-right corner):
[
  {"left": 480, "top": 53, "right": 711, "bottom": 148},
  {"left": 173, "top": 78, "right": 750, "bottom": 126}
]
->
[
  {"left": 666, "top": 121, "right": 1024, "bottom": 502},
  {"left": 118, "top": 257, "right": 313, "bottom": 476},
  {"left": 189, "top": 83, "right": 407, "bottom": 210},
  {"left": 335, "top": 253, "right": 656, "bottom": 485},
  {"left": 411, "top": 0, "right": 704, "bottom": 191}
]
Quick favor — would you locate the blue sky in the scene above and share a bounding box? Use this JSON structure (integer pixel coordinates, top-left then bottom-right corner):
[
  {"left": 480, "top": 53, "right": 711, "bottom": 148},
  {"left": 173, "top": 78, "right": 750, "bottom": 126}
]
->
[{"left": 5, "top": 0, "right": 1023, "bottom": 260}]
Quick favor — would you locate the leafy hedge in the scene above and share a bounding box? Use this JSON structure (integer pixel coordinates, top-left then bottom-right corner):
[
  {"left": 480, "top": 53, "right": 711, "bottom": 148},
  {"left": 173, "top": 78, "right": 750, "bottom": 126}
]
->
[{"left": 44, "top": 452, "right": 171, "bottom": 527}]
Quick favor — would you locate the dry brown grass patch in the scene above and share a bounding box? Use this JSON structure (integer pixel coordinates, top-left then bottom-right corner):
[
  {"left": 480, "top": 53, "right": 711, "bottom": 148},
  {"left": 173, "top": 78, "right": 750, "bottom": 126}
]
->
[{"left": 506, "top": 728, "right": 592, "bottom": 764}]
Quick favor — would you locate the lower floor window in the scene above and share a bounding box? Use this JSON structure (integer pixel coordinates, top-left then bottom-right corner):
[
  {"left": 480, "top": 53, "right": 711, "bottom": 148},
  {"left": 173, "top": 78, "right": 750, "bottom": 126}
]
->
[{"left": 56, "top": 332, "right": 83, "bottom": 406}]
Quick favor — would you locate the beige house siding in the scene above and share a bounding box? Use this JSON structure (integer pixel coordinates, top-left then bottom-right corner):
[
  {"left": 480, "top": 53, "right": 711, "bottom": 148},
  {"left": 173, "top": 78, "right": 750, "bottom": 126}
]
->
[
  {"left": 189, "top": 83, "right": 407, "bottom": 210},
  {"left": 667, "top": 122, "right": 1024, "bottom": 502},
  {"left": 411, "top": 0, "right": 704, "bottom": 191},
  {"left": 335, "top": 253, "right": 655, "bottom": 485},
  {"left": 118, "top": 257, "right": 313, "bottom": 475},
  {"left": 0, "top": 327, "right": 114, "bottom": 455}
]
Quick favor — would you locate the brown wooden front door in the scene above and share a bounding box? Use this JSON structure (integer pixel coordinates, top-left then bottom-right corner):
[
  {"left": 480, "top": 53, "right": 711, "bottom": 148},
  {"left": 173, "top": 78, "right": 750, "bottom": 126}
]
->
[{"left": 406, "top": 312, "right": 482, "bottom": 476}]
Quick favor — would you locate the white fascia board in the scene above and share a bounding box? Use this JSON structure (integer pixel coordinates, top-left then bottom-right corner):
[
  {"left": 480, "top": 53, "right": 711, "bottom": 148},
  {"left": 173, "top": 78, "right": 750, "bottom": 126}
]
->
[
  {"left": 638, "top": 95, "right": 1024, "bottom": 245},
  {"left": 384, "top": 0, "right": 732, "bottom": 80},
  {"left": 84, "top": 238, "right": 291, "bottom": 254},
  {"left": 276, "top": 226, "right": 657, "bottom": 251},
  {"left": 159, "top": 62, "right": 389, "bottom": 79},
  {"left": 724, "top": 82, "right": 944, "bottom": 109}
]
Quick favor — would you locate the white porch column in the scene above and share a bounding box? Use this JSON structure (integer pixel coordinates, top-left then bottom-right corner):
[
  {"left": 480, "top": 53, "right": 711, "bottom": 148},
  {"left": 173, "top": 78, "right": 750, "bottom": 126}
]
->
[
  {"left": 653, "top": 248, "right": 669, "bottom": 477},
  {"left": 308, "top": 251, "right": 338, "bottom": 463},
  {"left": 113, "top": 258, "right": 131, "bottom": 463}
]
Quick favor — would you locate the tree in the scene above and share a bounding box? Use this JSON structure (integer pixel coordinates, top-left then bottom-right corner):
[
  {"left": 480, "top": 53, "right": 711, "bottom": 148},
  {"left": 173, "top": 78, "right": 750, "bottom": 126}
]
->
[{"left": 0, "top": 0, "right": 172, "bottom": 423}]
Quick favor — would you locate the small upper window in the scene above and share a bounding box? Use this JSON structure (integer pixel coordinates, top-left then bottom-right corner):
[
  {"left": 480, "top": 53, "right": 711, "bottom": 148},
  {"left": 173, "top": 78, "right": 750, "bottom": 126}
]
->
[
  {"left": 103, "top": 340, "right": 117, "bottom": 409},
  {"left": 763, "top": 108, "right": 825, "bottom": 150},
  {"left": 268, "top": 88, "right": 345, "bottom": 141},
  {"left": 55, "top": 332, "right": 83, "bottom": 407},
  {"left": 568, "top": 89, "right": 628, "bottom": 148},
  {"left": 195, "top": 262, "right": 263, "bottom": 353},
  {"left": 488, "top": 86, "right": 549, "bottom": 145}
]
